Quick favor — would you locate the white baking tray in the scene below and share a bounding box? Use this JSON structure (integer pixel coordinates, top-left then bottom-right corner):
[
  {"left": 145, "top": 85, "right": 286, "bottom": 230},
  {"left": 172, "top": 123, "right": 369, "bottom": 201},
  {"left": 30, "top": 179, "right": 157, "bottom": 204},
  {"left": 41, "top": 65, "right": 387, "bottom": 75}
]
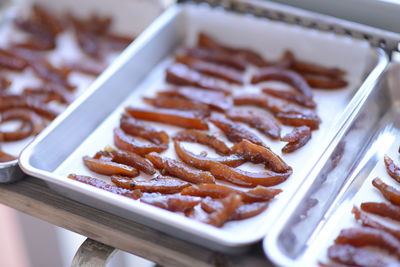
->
[
  {"left": 0, "top": 0, "right": 163, "bottom": 182},
  {"left": 19, "top": 3, "right": 388, "bottom": 252}
]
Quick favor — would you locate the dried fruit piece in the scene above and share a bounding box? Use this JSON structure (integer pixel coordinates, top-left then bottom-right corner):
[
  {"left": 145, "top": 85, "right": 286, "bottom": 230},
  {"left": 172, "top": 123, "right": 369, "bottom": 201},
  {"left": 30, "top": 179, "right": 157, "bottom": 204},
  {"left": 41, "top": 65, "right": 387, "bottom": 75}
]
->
[
  {"left": 291, "top": 59, "right": 345, "bottom": 78},
  {"left": 173, "top": 129, "right": 230, "bottom": 155},
  {"left": 166, "top": 63, "right": 232, "bottom": 95},
  {"left": 114, "top": 127, "right": 167, "bottom": 156},
  {"left": 384, "top": 155, "right": 400, "bottom": 183},
  {"left": 303, "top": 74, "right": 348, "bottom": 89},
  {"left": 251, "top": 67, "right": 313, "bottom": 98},
  {"left": 140, "top": 193, "right": 201, "bottom": 213},
  {"left": 68, "top": 174, "right": 142, "bottom": 200},
  {"left": 205, "top": 194, "right": 242, "bottom": 227},
  {"left": 226, "top": 107, "right": 281, "bottom": 140},
  {"left": 360, "top": 202, "right": 400, "bottom": 222},
  {"left": 143, "top": 96, "right": 211, "bottom": 117},
  {"left": 232, "top": 202, "right": 269, "bottom": 220},
  {"left": 120, "top": 115, "right": 169, "bottom": 146},
  {"left": 0, "top": 108, "right": 45, "bottom": 141},
  {"left": 0, "top": 48, "right": 29, "bottom": 71},
  {"left": 372, "top": 178, "right": 400, "bottom": 206},
  {"left": 231, "top": 140, "right": 291, "bottom": 173},
  {"left": 125, "top": 106, "right": 209, "bottom": 130},
  {"left": 0, "top": 95, "right": 59, "bottom": 120},
  {"left": 83, "top": 156, "right": 139, "bottom": 177},
  {"left": 145, "top": 152, "right": 215, "bottom": 184},
  {"left": 328, "top": 244, "right": 390, "bottom": 267},
  {"left": 95, "top": 147, "right": 155, "bottom": 175},
  {"left": 157, "top": 87, "right": 232, "bottom": 111},
  {"left": 181, "top": 184, "right": 281, "bottom": 203},
  {"left": 262, "top": 88, "right": 316, "bottom": 108},
  {"left": 185, "top": 47, "right": 247, "bottom": 71},
  {"left": 335, "top": 227, "right": 400, "bottom": 258},
  {"left": 233, "top": 93, "right": 317, "bottom": 117},
  {"left": 352, "top": 206, "right": 400, "bottom": 240},
  {"left": 197, "top": 33, "right": 268, "bottom": 67},
  {"left": 175, "top": 56, "right": 243, "bottom": 84},
  {"left": 281, "top": 126, "right": 312, "bottom": 153},
  {"left": 175, "top": 141, "right": 292, "bottom": 187},
  {"left": 209, "top": 113, "right": 264, "bottom": 146},
  {"left": 111, "top": 176, "right": 190, "bottom": 194},
  {"left": 276, "top": 112, "right": 320, "bottom": 130}
]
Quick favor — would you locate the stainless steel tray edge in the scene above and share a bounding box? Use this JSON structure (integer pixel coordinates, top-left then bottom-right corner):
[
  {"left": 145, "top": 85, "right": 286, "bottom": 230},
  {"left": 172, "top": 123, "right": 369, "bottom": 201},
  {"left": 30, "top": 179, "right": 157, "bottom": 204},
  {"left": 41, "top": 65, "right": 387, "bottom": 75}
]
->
[{"left": 263, "top": 57, "right": 390, "bottom": 267}]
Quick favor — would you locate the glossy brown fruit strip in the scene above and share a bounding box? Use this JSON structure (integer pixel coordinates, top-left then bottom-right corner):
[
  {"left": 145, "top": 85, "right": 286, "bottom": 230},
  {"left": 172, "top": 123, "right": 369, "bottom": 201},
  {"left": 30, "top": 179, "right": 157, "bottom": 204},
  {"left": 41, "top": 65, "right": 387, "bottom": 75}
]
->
[
  {"left": 281, "top": 126, "right": 312, "bottom": 153},
  {"left": 233, "top": 93, "right": 316, "bottom": 117},
  {"left": 111, "top": 176, "right": 191, "bottom": 194},
  {"left": 303, "top": 74, "right": 348, "bottom": 89},
  {"left": 120, "top": 115, "right": 169, "bottom": 146},
  {"left": 166, "top": 63, "right": 232, "bottom": 95},
  {"left": 201, "top": 197, "right": 224, "bottom": 213},
  {"left": 226, "top": 107, "right": 281, "bottom": 140},
  {"left": 209, "top": 113, "right": 264, "bottom": 146},
  {"left": 97, "top": 147, "right": 156, "bottom": 175},
  {"left": 114, "top": 127, "right": 168, "bottom": 156},
  {"left": 372, "top": 178, "right": 400, "bottom": 206},
  {"left": 0, "top": 150, "right": 16, "bottom": 162},
  {"left": 175, "top": 141, "right": 292, "bottom": 187},
  {"left": 185, "top": 47, "right": 247, "bottom": 71},
  {"left": 68, "top": 174, "right": 142, "bottom": 200},
  {"left": 24, "top": 82, "right": 74, "bottom": 104},
  {"left": 292, "top": 60, "right": 346, "bottom": 79},
  {"left": 276, "top": 112, "right": 320, "bottom": 130},
  {"left": 0, "top": 95, "right": 59, "bottom": 120},
  {"left": 352, "top": 206, "right": 400, "bottom": 240},
  {"left": 335, "top": 227, "right": 400, "bottom": 258},
  {"left": 28, "top": 59, "right": 75, "bottom": 92},
  {"left": 145, "top": 152, "right": 215, "bottom": 184},
  {"left": 173, "top": 129, "right": 231, "bottom": 155},
  {"left": 83, "top": 156, "right": 139, "bottom": 177},
  {"left": 262, "top": 88, "right": 316, "bottom": 108},
  {"left": 231, "top": 140, "right": 291, "bottom": 173},
  {"left": 143, "top": 96, "right": 211, "bottom": 117},
  {"left": 232, "top": 202, "right": 269, "bottom": 220},
  {"left": 157, "top": 87, "right": 232, "bottom": 111},
  {"left": 0, "top": 49, "right": 29, "bottom": 71},
  {"left": 251, "top": 67, "right": 313, "bottom": 98},
  {"left": 205, "top": 194, "right": 242, "bottom": 227},
  {"left": 125, "top": 106, "right": 209, "bottom": 130},
  {"left": 0, "top": 108, "right": 45, "bottom": 141},
  {"left": 360, "top": 202, "right": 400, "bottom": 222},
  {"left": 384, "top": 155, "right": 400, "bottom": 183},
  {"left": 328, "top": 244, "right": 390, "bottom": 267},
  {"left": 175, "top": 56, "right": 243, "bottom": 84},
  {"left": 197, "top": 33, "right": 269, "bottom": 67},
  {"left": 182, "top": 184, "right": 281, "bottom": 203},
  {"left": 140, "top": 193, "right": 201, "bottom": 213}
]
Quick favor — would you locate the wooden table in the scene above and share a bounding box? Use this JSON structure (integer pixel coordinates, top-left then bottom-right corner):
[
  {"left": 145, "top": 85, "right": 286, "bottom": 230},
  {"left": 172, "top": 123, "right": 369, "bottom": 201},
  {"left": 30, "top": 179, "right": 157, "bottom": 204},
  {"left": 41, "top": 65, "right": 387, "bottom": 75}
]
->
[{"left": 0, "top": 176, "right": 272, "bottom": 267}]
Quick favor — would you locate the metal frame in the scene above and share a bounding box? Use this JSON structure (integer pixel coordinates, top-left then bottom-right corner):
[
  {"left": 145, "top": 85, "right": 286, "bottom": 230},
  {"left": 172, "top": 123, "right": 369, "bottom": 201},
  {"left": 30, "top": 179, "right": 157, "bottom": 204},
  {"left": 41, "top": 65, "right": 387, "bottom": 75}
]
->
[{"left": 178, "top": 0, "right": 400, "bottom": 54}]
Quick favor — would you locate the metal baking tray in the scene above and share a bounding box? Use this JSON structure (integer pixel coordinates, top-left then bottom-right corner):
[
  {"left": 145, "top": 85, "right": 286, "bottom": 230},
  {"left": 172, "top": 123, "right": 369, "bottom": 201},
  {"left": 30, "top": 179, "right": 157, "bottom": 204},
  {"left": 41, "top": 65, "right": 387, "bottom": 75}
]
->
[
  {"left": 265, "top": 62, "right": 400, "bottom": 266},
  {"left": 0, "top": 0, "right": 163, "bottom": 183},
  {"left": 19, "top": 2, "right": 388, "bottom": 253}
]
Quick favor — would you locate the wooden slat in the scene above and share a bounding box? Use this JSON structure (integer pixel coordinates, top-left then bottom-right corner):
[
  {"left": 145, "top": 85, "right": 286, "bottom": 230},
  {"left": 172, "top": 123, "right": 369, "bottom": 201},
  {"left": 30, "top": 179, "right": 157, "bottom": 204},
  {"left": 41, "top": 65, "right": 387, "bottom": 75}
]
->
[{"left": 0, "top": 176, "right": 271, "bottom": 267}]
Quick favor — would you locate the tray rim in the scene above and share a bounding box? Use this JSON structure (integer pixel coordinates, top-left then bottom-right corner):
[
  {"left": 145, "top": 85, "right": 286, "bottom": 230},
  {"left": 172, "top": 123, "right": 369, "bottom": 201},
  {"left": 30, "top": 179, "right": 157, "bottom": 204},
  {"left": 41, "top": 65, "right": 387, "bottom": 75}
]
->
[{"left": 18, "top": 3, "right": 389, "bottom": 249}]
